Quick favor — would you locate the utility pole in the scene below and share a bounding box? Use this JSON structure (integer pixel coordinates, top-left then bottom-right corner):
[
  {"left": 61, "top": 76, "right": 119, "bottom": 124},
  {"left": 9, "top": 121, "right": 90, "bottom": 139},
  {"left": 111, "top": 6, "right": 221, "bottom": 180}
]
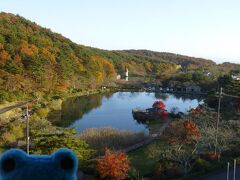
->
[
  {"left": 214, "top": 87, "right": 222, "bottom": 156},
  {"left": 233, "top": 159, "right": 236, "bottom": 180},
  {"left": 227, "top": 162, "right": 229, "bottom": 180},
  {"left": 26, "top": 104, "right": 30, "bottom": 155}
]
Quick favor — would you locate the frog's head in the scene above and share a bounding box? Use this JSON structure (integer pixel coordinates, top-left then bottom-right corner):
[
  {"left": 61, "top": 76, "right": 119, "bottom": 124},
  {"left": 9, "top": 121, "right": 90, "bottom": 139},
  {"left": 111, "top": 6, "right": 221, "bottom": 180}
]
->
[{"left": 0, "top": 148, "right": 78, "bottom": 180}]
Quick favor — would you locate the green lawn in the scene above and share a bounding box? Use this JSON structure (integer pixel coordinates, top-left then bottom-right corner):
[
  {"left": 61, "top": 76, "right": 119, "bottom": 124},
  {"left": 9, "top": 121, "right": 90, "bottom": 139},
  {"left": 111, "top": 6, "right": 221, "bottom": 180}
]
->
[
  {"left": 128, "top": 139, "right": 166, "bottom": 176},
  {"left": 129, "top": 148, "right": 157, "bottom": 176}
]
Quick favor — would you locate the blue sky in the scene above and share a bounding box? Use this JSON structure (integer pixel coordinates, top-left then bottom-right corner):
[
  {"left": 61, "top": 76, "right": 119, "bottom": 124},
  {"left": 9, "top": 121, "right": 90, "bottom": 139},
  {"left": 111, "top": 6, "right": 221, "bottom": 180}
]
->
[{"left": 1, "top": 0, "right": 240, "bottom": 64}]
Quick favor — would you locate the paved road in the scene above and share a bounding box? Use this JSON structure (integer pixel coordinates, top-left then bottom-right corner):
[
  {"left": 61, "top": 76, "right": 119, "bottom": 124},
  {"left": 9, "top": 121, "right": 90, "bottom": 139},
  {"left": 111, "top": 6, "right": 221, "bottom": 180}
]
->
[
  {"left": 200, "top": 166, "right": 240, "bottom": 180},
  {"left": 0, "top": 102, "right": 27, "bottom": 115}
]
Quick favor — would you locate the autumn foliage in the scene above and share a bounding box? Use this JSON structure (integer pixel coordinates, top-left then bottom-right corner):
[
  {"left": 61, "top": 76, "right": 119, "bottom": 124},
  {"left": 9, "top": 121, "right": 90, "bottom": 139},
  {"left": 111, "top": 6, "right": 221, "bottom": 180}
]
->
[
  {"left": 0, "top": 12, "right": 228, "bottom": 102},
  {"left": 152, "top": 101, "right": 166, "bottom": 109},
  {"left": 183, "top": 120, "right": 201, "bottom": 142},
  {"left": 0, "top": 13, "right": 119, "bottom": 100},
  {"left": 97, "top": 149, "right": 130, "bottom": 180},
  {"left": 189, "top": 107, "right": 203, "bottom": 115},
  {"left": 166, "top": 120, "right": 201, "bottom": 145},
  {"left": 204, "top": 152, "right": 221, "bottom": 161}
]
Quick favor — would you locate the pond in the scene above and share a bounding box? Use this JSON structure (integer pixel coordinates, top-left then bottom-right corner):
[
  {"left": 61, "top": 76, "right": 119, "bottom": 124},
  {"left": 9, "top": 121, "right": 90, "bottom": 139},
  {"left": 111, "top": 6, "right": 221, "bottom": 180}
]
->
[{"left": 50, "top": 92, "right": 204, "bottom": 134}]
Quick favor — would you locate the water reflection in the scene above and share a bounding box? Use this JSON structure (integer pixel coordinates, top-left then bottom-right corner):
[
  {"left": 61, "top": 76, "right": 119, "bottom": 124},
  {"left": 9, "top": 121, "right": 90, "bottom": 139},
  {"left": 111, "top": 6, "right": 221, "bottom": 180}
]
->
[
  {"left": 49, "top": 92, "right": 113, "bottom": 127},
  {"left": 49, "top": 92, "right": 204, "bottom": 133},
  {"left": 116, "top": 91, "right": 140, "bottom": 100},
  {"left": 154, "top": 93, "right": 169, "bottom": 100}
]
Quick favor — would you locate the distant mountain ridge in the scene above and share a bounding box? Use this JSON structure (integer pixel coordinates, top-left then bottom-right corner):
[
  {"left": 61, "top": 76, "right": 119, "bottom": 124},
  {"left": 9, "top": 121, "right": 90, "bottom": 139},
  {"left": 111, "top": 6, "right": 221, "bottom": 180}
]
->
[
  {"left": 118, "top": 50, "right": 216, "bottom": 66},
  {"left": 0, "top": 12, "right": 239, "bottom": 99}
]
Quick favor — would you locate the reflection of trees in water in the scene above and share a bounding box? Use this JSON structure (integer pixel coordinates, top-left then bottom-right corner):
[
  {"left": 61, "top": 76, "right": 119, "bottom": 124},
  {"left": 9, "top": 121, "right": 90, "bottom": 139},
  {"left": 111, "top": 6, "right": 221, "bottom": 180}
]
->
[
  {"left": 132, "top": 115, "right": 163, "bottom": 135},
  {"left": 49, "top": 91, "right": 205, "bottom": 128},
  {"left": 116, "top": 92, "right": 140, "bottom": 100},
  {"left": 146, "top": 92, "right": 153, "bottom": 97},
  {"left": 154, "top": 93, "right": 169, "bottom": 100},
  {"left": 129, "top": 92, "right": 140, "bottom": 98},
  {"left": 132, "top": 117, "right": 146, "bottom": 125},
  {"left": 171, "top": 93, "right": 205, "bottom": 102},
  {"left": 104, "top": 92, "right": 114, "bottom": 99},
  {"left": 50, "top": 93, "right": 106, "bottom": 127},
  {"left": 154, "top": 93, "right": 204, "bottom": 102},
  {"left": 170, "top": 106, "right": 180, "bottom": 114}
]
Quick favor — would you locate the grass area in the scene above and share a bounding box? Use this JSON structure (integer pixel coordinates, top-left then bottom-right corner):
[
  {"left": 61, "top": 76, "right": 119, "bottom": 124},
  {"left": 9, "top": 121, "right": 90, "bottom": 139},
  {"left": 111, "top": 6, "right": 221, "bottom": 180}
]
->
[
  {"left": 0, "top": 101, "right": 24, "bottom": 109},
  {"left": 178, "top": 157, "right": 236, "bottom": 180},
  {"left": 128, "top": 146, "right": 157, "bottom": 176},
  {"left": 0, "top": 107, "right": 22, "bottom": 125},
  {"left": 79, "top": 127, "right": 147, "bottom": 155},
  {"left": 127, "top": 120, "right": 168, "bottom": 176},
  {"left": 128, "top": 139, "right": 166, "bottom": 176},
  {"left": 128, "top": 135, "right": 240, "bottom": 179}
]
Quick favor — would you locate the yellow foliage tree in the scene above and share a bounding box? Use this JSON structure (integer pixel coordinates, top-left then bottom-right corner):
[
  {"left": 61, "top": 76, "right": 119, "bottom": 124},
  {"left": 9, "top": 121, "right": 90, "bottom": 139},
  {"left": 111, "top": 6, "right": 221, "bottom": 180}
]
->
[
  {"left": 19, "top": 40, "right": 38, "bottom": 57},
  {"left": 0, "top": 50, "right": 11, "bottom": 66},
  {"left": 41, "top": 48, "right": 57, "bottom": 65}
]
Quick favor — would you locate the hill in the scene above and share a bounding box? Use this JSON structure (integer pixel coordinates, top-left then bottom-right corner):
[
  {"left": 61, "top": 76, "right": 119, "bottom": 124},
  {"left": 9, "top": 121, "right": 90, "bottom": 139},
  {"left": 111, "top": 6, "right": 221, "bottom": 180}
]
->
[
  {"left": 119, "top": 50, "right": 216, "bottom": 68},
  {"left": 0, "top": 12, "right": 239, "bottom": 101}
]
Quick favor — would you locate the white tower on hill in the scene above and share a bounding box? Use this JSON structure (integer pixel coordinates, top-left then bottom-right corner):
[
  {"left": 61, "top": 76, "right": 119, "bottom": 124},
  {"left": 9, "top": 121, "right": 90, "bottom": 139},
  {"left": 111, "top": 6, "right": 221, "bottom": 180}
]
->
[{"left": 125, "top": 68, "right": 129, "bottom": 77}]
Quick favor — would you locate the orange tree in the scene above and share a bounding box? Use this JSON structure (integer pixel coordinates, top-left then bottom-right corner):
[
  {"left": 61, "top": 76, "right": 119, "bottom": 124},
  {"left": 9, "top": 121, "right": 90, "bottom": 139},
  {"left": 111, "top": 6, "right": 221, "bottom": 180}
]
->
[
  {"left": 146, "top": 120, "right": 201, "bottom": 177},
  {"left": 96, "top": 149, "right": 130, "bottom": 180},
  {"left": 167, "top": 120, "right": 200, "bottom": 145},
  {"left": 164, "top": 120, "right": 201, "bottom": 174}
]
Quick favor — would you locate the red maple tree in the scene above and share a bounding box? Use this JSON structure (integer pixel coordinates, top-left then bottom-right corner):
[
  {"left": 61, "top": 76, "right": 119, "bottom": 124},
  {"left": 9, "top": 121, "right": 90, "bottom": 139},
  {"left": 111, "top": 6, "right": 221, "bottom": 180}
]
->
[
  {"left": 166, "top": 120, "right": 200, "bottom": 145},
  {"left": 152, "top": 101, "right": 166, "bottom": 109},
  {"left": 97, "top": 149, "right": 130, "bottom": 180}
]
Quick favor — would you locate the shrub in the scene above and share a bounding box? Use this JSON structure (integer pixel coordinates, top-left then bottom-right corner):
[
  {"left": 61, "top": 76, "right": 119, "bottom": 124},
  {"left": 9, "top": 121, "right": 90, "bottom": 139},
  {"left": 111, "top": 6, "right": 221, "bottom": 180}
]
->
[
  {"left": 35, "top": 108, "right": 49, "bottom": 118},
  {"left": 0, "top": 90, "right": 28, "bottom": 102},
  {"left": 191, "top": 158, "right": 211, "bottom": 172},
  {"left": 2, "top": 132, "right": 16, "bottom": 144},
  {"left": 97, "top": 149, "right": 130, "bottom": 180},
  {"left": 154, "top": 162, "right": 184, "bottom": 179},
  {"left": 48, "top": 99, "right": 62, "bottom": 110},
  {"left": 0, "top": 107, "right": 21, "bottom": 123},
  {"left": 203, "top": 152, "right": 221, "bottom": 161},
  {"left": 1, "top": 124, "right": 24, "bottom": 144},
  {"left": 29, "top": 114, "right": 53, "bottom": 131},
  {"left": 30, "top": 129, "right": 95, "bottom": 163}
]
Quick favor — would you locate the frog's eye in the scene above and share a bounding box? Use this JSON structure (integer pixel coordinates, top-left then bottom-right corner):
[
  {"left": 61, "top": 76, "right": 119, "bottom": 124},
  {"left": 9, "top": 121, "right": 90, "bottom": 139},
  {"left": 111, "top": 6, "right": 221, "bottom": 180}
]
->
[
  {"left": 0, "top": 149, "right": 26, "bottom": 174},
  {"left": 1, "top": 158, "right": 15, "bottom": 173},
  {"left": 60, "top": 156, "right": 74, "bottom": 170},
  {"left": 53, "top": 148, "right": 78, "bottom": 172}
]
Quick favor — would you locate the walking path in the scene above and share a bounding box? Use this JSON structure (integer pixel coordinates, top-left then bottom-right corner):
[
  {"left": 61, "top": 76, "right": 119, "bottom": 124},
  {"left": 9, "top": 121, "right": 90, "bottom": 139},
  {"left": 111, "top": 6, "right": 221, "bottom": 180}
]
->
[
  {"left": 0, "top": 102, "right": 27, "bottom": 115},
  {"left": 119, "top": 117, "right": 171, "bottom": 153},
  {"left": 91, "top": 118, "right": 172, "bottom": 161}
]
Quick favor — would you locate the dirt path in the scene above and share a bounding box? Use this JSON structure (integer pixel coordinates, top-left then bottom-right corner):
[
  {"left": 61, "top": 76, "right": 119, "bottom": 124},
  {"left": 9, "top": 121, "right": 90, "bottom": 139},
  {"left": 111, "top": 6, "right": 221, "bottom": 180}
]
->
[
  {"left": 0, "top": 102, "right": 27, "bottom": 115},
  {"left": 120, "top": 117, "right": 171, "bottom": 153},
  {"left": 90, "top": 118, "right": 172, "bottom": 162}
]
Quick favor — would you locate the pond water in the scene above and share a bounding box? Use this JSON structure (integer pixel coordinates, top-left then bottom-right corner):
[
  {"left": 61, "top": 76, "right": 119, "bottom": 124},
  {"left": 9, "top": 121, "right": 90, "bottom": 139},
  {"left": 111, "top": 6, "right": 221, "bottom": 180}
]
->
[{"left": 51, "top": 92, "right": 204, "bottom": 134}]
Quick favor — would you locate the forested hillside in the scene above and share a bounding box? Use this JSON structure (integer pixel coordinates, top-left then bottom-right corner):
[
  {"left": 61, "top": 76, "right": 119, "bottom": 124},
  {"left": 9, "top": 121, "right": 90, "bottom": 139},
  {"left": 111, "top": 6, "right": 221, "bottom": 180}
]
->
[
  {"left": 0, "top": 12, "right": 239, "bottom": 102},
  {"left": 0, "top": 12, "right": 118, "bottom": 98},
  {"left": 120, "top": 50, "right": 215, "bottom": 68}
]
